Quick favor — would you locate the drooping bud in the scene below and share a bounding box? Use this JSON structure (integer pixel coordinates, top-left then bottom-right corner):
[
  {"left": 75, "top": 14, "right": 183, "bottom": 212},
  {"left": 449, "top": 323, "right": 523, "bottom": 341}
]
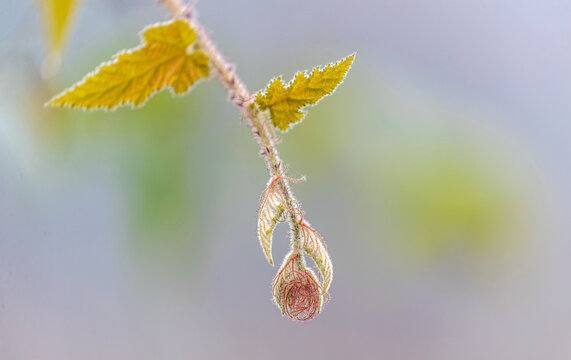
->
[{"left": 272, "top": 252, "right": 323, "bottom": 321}]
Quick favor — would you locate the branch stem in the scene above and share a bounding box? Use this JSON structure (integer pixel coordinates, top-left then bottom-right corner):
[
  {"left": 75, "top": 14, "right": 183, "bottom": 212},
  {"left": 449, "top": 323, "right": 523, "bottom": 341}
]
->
[{"left": 160, "top": 0, "right": 304, "bottom": 251}]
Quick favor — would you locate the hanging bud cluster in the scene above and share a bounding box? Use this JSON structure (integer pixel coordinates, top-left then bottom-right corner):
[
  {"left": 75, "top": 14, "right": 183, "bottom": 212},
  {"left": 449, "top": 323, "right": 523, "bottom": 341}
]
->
[{"left": 258, "top": 170, "right": 333, "bottom": 321}]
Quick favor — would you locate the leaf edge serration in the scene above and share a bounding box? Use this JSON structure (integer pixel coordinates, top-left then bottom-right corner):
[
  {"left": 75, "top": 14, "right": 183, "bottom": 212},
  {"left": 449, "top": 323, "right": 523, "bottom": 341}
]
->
[{"left": 255, "top": 52, "right": 356, "bottom": 132}]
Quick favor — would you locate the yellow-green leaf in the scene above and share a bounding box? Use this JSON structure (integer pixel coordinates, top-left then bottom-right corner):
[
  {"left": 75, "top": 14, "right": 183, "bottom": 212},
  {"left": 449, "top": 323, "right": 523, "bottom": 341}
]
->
[
  {"left": 47, "top": 19, "right": 210, "bottom": 110},
  {"left": 255, "top": 53, "right": 355, "bottom": 131}
]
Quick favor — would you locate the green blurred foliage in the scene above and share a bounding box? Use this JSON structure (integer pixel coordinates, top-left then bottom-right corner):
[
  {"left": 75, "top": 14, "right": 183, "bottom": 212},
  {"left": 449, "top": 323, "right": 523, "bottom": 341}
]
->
[
  {"left": 35, "top": 69, "right": 215, "bottom": 259},
  {"left": 356, "top": 114, "right": 529, "bottom": 262},
  {"left": 372, "top": 135, "right": 517, "bottom": 258}
]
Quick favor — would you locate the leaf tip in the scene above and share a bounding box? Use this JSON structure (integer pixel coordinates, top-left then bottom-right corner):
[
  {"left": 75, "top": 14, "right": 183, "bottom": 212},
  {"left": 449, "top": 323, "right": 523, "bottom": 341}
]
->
[
  {"left": 346, "top": 52, "right": 356, "bottom": 69},
  {"left": 44, "top": 99, "right": 57, "bottom": 108},
  {"left": 44, "top": 94, "right": 72, "bottom": 109}
]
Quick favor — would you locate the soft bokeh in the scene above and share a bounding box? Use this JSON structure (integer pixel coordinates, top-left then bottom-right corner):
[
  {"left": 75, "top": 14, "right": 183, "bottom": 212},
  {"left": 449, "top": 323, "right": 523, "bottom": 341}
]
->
[{"left": 1, "top": 1, "right": 570, "bottom": 359}]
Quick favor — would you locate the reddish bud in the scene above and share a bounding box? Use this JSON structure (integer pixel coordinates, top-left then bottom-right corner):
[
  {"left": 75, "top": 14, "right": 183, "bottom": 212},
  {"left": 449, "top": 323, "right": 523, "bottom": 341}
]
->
[{"left": 272, "top": 252, "right": 323, "bottom": 321}]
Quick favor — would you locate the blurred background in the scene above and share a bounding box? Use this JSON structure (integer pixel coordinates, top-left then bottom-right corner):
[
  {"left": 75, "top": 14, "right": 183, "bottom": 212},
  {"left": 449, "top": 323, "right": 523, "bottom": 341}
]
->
[{"left": 1, "top": 0, "right": 570, "bottom": 359}]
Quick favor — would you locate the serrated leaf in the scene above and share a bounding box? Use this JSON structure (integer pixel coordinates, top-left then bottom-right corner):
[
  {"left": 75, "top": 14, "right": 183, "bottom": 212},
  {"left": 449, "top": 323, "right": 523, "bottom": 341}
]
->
[
  {"left": 258, "top": 183, "right": 286, "bottom": 265},
  {"left": 255, "top": 53, "right": 355, "bottom": 131},
  {"left": 47, "top": 19, "right": 209, "bottom": 109}
]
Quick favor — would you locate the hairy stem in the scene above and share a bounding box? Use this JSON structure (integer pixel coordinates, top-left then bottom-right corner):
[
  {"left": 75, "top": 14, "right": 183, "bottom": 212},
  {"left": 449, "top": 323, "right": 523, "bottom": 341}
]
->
[{"left": 160, "top": 0, "right": 304, "bottom": 251}]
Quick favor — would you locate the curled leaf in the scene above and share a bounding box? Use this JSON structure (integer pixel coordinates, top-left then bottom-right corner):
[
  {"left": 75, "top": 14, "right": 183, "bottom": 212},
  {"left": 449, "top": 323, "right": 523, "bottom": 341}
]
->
[
  {"left": 300, "top": 220, "right": 332, "bottom": 294},
  {"left": 47, "top": 19, "right": 209, "bottom": 109},
  {"left": 258, "top": 179, "right": 286, "bottom": 265},
  {"left": 255, "top": 53, "right": 355, "bottom": 131}
]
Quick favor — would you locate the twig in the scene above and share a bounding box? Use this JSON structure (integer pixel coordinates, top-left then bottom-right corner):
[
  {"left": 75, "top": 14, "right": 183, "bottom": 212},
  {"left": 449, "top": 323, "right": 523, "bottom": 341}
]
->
[{"left": 159, "top": 0, "right": 305, "bottom": 250}]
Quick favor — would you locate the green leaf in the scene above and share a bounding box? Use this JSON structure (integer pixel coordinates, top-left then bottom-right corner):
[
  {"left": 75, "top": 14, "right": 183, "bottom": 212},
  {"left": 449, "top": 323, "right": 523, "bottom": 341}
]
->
[{"left": 256, "top": 53, "right": 355, "bottom": 131}]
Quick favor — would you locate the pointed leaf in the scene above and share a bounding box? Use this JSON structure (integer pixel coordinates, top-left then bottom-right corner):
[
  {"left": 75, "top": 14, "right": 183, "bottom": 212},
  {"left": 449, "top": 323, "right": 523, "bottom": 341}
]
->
[
  {"left": 256, "top": 53, "right": 355, "bottom": 131},
  {"left": 47, "top": 19, "right": 209, "bottom": 109}
]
